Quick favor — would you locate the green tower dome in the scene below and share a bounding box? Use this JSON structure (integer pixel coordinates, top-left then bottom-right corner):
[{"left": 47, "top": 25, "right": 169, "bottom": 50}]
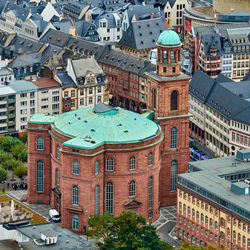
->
[{"left": 157, "top": 29, "right": 182, "bottom": 47}]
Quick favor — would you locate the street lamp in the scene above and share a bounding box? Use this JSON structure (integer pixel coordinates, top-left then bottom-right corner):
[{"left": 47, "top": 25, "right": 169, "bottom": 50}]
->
[{"left": 141, "top": 234, "right": 145, "bottom": 250}]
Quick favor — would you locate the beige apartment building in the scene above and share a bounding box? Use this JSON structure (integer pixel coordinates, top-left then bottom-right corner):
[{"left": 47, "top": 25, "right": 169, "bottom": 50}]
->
[
  {"left": 189, "top": 70, "right": 250, "bottom": 157},
  {"left": 177, "top": 149, "right": 250, "bottom": 250}
]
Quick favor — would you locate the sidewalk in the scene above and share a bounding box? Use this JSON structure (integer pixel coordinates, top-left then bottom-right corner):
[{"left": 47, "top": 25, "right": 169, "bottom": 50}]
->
[{"left": 152, "top": 206, "right": 182, "bottom": 248}]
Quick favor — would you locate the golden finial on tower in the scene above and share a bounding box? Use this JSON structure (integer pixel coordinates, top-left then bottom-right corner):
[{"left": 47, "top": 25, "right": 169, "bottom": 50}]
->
[{"left": 168, "top": 15, "right": 172, "bottom": 29}]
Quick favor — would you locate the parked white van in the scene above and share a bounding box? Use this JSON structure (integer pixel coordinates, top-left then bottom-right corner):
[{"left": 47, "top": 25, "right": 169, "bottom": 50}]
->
[{"left": 49, "top": 209, "right": 61, "bottom": 223}]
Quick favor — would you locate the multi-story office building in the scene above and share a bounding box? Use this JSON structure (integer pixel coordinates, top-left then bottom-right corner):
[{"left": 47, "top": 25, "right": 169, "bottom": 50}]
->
[
  {"left": 177, "top": 148, "right": 250, "bottom": 250},
  {"left": 8, "top": 80, "right": 38, "bottom": 132},
  {"left": 189, "top": 70, "right": 250, "bottom": 157},
  {"left": 0, "top": 86, "right": 16, "bottom": 134},
  {"left": 32, "top": 78, "right": 62, "bottom": 115}
]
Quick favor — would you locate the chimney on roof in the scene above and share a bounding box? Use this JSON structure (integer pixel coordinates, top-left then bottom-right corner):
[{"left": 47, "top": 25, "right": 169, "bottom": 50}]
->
[
  {"left": 157, "top": 11, "right": 161, "bottom": 17},
  {"left": 151, "top": 13, "right": 154, "bottom": 19}
]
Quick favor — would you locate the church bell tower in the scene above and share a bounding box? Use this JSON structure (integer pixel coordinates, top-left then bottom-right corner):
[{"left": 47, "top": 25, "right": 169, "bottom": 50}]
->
[{"left": 146, "top": 29, "right": 191, "bottom": 206}]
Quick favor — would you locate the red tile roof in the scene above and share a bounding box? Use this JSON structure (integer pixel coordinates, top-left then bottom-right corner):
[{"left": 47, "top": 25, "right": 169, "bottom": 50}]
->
[{"left": 32, "top": 78, "right": 60, "bottom": 89}]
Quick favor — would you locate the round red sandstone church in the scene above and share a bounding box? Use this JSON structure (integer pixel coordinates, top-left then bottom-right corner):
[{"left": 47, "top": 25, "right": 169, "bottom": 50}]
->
[{"left": 27, "top": 103, "right": 163, "bottom": 231}]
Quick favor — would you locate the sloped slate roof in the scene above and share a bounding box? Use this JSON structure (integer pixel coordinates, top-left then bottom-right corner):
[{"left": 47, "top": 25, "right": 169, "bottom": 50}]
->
[
  {"left": 6, "top": 35, "right": 43, "bottom": 55},
  {"left": 215, "top": 73, "right": 234, "bottom": 84},
  {"left": 66, "top": 36, "right": 104, "bottom": 58},
  {"left": 56, "top": 72, "right": 76, "bottom": 88},
  {"left": 189, "top": 70, "right": 215, "bottom": 103},
  {"left": 220, "top": 81, "right": 250, "bottom": 99},
  {"left": 9, "top": 53, "right": 42, "bottom": 68},
  {"left": 190, "top": 70, "right": 250, "bottom": 124},
  {"left": 201, "top": 33, "right": 222, "bottom": 57},
  {"left": 40, "top": 29, "right": 71, "bottom": 48},
  {"left": 119, "top": 17, "right": 165, "bottom": 50},
  {"left": 98, "top": 47, "right": 155, "bottom": 75},
  {"left": 71, "top": 57, "right": 103, "bottom": 77},
  {"left": 126, "top": 4, "right": 160, "bottom": 21}
]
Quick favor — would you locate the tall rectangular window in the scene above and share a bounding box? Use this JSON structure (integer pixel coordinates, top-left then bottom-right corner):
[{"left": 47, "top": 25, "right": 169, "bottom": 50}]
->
[
  {"left": 95, "top": 185, "right": 99, "bottom": 214},
  {"left": 170, "top": 160, "right": 177, "bottom": 191},
  {"left": 171, "top": 127, "right": 177, "bottom": 148},
  {"left": 148, "top": 176, "right": 153, "bottom": 209},
  {"left": 36, "top": 161, "right": 44, "bottom": 192},
  {"left": 106, "top": 182, "right": 113, "bottom": 213}
]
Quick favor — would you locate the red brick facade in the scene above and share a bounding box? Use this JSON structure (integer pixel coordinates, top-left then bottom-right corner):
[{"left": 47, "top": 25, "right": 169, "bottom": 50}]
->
[
  {"left": 27, "top": 122, "right": 162, "bottom": 232},
  {"left": 27, "top": 31, "right": 190, "bottom": 232},
  {"left": 147, "top": 39, "right": 190, "bottom": 206}
]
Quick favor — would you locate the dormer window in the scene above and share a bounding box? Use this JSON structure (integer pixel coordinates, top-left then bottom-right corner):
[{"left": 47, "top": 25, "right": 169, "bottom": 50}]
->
[{"left": 100, "top": 22, "right": 107, "bottom": 28}]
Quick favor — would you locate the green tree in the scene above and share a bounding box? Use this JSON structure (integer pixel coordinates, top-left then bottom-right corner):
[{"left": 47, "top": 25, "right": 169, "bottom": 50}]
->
[
  {"left": 0, "top": 136, "right": 22, "bottom": 152},
  {"left": 0, "top": 150, "right": 14, "bottom": 163},
  {"left": 87, "top": 210, "right": 169, "bottom": 250},
  {"left": 1, "top": 159, "right": 23, "bottom": 180},
  {"left": 11, "top": 144, "right": 26, "bottom": 160},
  {"left": 13, "top": 165, "right": 27, "bottom": 181},
  {"left": 0, "top": 167, "right": 8, "bottom": 183},
  {"left": 18, "top": 148, "right": 27, "bottom": 162}
]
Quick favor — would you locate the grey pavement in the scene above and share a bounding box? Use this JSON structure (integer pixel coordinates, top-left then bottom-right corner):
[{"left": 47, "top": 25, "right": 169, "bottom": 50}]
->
[{"left": 152, "top": 206, "right": 182, "bottom": 248}]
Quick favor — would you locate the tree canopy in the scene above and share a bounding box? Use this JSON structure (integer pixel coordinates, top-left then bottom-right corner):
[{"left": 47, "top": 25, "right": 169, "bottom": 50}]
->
[
  {"left": 0, "top": 136, "right": 22, "bottom": 152},
  {"left": 13, "top": 165, "right": 27, "bottom": 181},
  {"left": 0, "top": 167, "right": 8, "bottom": 183},
  {"left": 87, "top": 210, "right": 173, "bottom": 250}
]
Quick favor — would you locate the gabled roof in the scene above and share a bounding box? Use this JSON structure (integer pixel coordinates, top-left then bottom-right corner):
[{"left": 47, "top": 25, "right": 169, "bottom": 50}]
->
[
  {"left": 70, "top": 57, "right": 103, "bottom": 78},
  {"left": 200, "top": 33, "right": 222, "bottom": 57},
  {"left": 119, "top": 17, "right": 165, "bottom": 50},
  {"left": 2, "top": 2, "right": 30, "bottom": 21},
  {"left": 95, "top": 12, "right": 119, "bottom": 28}
]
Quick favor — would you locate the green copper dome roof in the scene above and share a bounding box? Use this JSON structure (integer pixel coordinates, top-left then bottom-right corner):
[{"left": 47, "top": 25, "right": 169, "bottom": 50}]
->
[
  {"left": 29, "top": 103, "right": 161, "bottom": 150},
  {"left": 157, "top": 29, "right": 181, "bottom": 47}
]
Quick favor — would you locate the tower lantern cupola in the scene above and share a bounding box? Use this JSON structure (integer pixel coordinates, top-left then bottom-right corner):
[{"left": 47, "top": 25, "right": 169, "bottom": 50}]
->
[{"left": 156, "top": 29, "right": 182, "bottom": 77}]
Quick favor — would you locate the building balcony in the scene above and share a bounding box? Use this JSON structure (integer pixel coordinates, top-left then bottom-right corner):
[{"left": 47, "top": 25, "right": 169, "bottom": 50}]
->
[
  {"left": 0, "top": 123, "right": 7, "bottom": 128},
  {"left": 0, "top": 100, "right": 7, "bottom": 105},
  {"left": 7, "top": 120, "right": 15, "bottom": 126},
  {"left": 0, "top": 108, "right": 7, "bottom": 112}
]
